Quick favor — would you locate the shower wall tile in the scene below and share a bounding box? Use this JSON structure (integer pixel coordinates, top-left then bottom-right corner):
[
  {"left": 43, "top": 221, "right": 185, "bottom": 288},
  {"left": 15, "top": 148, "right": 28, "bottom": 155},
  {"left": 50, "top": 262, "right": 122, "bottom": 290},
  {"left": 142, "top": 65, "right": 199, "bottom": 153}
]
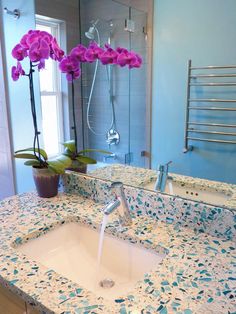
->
[{"left": 80, "top": 0, "right": 150, "bottom": 166}]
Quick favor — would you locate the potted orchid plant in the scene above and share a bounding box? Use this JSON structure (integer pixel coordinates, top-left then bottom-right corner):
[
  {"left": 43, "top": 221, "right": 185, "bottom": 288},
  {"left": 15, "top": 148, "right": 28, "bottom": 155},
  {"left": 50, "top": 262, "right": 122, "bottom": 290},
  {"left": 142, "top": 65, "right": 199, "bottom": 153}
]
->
[
  {"left": 59, "top": 41, "right": 142, "bottom": 172},
  {"left": 11, "top": 30, "right": 71, "bottom": 198}
]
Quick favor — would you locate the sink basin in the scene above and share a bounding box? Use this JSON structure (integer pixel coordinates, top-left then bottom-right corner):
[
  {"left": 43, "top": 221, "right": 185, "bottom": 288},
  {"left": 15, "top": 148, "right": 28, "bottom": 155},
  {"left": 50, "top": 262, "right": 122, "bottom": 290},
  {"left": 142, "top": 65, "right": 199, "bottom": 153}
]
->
[
  {"left": 144, "top": 180, "right": 231, "bottom": 206},
  {"left": 17, "top": 222, "right": 165, "bottom": 300}
]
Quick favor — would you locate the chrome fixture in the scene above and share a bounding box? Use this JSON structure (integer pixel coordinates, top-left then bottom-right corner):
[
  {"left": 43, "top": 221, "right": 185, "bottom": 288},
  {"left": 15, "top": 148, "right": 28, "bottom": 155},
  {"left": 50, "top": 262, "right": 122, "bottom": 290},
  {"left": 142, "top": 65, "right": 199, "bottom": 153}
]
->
[
  {"left": 85, "top": 19, "right": 99, "bottom": 41},
  {"left": 103, "top": 153, "right": 117, "bottom": 162},
  {"left": 4, "top": 7, "right": 20, "bottom": 19},
  {"left": 124, "top": 19, "right": 135, "bottom": 33},
  {"left": 102, "top": 182, "right": 132, "bottom": 227},
  {"left": 99, "top": 278, "right": 115, "bottom": 288},
  {"left": 85, "top": 19, "right": 120, "bottom": 143},
  {"left": 184, "top": 59, "right": 236, "bottom": 153},
  {"left": 154, "top": 161, "right": 172, "bottom": 192},
  {"left": 106, "top": 128, "right": 120, "bottom": 145}
]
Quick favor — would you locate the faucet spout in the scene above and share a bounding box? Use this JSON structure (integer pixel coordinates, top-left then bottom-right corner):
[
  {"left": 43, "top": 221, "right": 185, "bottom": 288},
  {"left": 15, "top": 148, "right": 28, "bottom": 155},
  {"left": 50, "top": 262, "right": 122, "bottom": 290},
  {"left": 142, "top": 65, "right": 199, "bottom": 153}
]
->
[
  {"left": 102, "top": 181, "right": 132, "bottom": 227},
  {"left": 103, "top": 199, "right": 120, "bottom": 215},
  {"left": 154, "top": 161, "right": 172, "bottom": 192}
]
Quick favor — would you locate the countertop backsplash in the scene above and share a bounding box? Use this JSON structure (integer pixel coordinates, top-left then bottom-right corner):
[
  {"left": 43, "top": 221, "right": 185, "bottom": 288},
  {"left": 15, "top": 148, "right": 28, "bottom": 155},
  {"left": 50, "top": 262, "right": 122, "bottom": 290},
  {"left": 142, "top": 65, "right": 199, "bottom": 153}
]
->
[{"left": 62, "top": 172, "right": 236, "bottom": 242}]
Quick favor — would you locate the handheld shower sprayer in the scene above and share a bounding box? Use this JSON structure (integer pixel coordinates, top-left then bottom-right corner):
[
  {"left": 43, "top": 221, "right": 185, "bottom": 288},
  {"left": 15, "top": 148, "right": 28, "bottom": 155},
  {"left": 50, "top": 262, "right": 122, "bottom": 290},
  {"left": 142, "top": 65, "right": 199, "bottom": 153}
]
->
[{"left": 85, "top": 19, "right": 99, "bottom": 41}]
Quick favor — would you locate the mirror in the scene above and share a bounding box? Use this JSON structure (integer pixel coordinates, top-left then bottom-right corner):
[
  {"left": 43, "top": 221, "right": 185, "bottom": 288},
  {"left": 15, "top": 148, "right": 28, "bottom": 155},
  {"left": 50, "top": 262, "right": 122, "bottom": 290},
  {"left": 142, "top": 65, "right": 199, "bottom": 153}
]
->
[{"left": 34, "top": 0, "right": 236, "bottom": 209}]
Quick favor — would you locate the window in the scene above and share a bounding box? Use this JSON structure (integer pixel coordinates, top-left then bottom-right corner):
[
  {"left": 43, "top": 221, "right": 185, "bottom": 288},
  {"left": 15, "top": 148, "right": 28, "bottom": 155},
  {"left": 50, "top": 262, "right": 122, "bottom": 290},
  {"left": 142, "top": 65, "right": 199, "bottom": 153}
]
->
[{"left": 36, "top": 17, "right": 64, "bottom": 157}]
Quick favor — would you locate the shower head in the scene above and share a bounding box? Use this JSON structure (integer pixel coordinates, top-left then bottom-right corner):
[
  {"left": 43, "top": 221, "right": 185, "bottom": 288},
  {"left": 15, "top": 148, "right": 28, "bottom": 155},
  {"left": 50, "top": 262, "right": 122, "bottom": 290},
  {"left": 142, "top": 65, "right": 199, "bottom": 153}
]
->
[
  {"left": 85, "top": 26, "right": 96, "bottom": 40},
  {"left": 85, "top": 19, "right": 99, "bottom": 40}
]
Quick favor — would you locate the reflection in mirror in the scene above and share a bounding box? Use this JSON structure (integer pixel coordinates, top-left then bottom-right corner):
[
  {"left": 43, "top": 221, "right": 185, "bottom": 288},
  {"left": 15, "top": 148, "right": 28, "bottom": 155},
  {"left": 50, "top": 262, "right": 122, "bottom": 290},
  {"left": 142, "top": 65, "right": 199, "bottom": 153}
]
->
[
  {"left": 87, "top": 164, "right": 236, "bottom": 210},
  {"left": 79, "top": 0, "right": 149, "bottom": 168},
  {"left": 34, "top": 0, "right": 236, "bottom": 210}
]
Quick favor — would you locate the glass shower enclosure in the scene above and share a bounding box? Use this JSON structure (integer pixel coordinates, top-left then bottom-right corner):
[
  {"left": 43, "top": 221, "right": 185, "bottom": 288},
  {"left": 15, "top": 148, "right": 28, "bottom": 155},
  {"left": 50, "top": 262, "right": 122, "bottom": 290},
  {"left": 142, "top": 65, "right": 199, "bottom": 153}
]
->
[{"left": 79, "top": 0, "right": 148, "bottom": 168}]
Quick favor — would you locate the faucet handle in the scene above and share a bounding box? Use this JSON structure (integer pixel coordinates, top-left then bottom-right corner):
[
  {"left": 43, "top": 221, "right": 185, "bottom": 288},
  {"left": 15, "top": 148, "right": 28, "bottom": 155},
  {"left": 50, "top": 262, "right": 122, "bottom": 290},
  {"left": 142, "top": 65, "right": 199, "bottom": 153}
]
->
[{"left": 157, "top": 160, "right": 172, "bottom": 172}]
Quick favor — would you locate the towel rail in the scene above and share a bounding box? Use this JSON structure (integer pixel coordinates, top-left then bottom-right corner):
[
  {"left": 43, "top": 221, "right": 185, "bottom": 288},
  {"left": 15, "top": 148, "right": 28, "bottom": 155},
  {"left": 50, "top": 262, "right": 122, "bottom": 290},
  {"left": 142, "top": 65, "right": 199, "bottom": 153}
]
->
[
  {"left": 188, "top": 122, "right": 236, "bottom": 128},
  {"left": 190, "top": 83, "right": 236, "bottom": 86},
  {"left": 191, "top": 65, "right": 236, "bottom": 70},
  {"left": 184, "top": 60, "right": 236, "bottom": 152},
  {"left": 189, "top": 107, "right": 236, "bottom": 111},
  {"left": 187, "top": 137, "right": 236, "bottom": 144},
  {"left": 190, "top": 74, "right": 236, "bottom": 78},
  {"left": 189, "top": 99, "right": 236, "bottom": 103},
  {"left": 187, "top": 129, "right": 236, "bottom": 136}
]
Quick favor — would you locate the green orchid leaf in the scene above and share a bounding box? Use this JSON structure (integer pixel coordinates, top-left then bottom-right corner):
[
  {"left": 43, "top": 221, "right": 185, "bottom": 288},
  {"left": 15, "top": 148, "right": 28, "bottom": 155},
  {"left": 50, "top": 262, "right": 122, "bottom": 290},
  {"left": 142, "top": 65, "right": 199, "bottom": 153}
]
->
[
  {"left": 63, "top": 148, "right": 74, "bottom": 158},
  {"left": 14, "top": 153, "right": 38, "bottom": 160},
  {"left": 76, "top": 156, "right": 97, "bottom": 164},
  {"left": 14, "top": 147, "right": 48, "bottom": 160},
  {"left": 48, "top": 165, "right": 64, "bottom": 174},
  {"left": 54, "top": 155, "right": 72, "bottom": 168},
  {"left": 62, "top": 140, "right": 76, "bottom": 153},
  {"left": 78, "top": 149, "right": 111, "bottom": 155},
  {"left": 24, "top": 160, "right": 41, "bottom": 167},
  {"left": 47, "top": 161, "right": 65, "bottom": 174}
]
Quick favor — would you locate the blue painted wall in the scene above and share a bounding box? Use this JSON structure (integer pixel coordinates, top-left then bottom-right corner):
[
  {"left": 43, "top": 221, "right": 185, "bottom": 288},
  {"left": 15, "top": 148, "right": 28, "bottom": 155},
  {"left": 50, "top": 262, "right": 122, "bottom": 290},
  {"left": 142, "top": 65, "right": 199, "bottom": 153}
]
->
[
  {"left": 152, "top": 0, "right": 236, "bottom": 184},
  {"left": 1, "top": 0, "right": 41, "bottom": 193}
]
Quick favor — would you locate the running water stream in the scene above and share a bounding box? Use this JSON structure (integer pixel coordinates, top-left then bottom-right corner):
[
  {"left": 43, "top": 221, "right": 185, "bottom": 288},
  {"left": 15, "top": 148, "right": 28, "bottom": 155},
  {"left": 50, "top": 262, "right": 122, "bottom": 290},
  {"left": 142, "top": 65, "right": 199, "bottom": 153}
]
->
[
  {"left": 97, "top": 214, "right": 109, "bottom": 268},
  {"left": 168, "top": 180, "right": 174, "bottom": 194}
]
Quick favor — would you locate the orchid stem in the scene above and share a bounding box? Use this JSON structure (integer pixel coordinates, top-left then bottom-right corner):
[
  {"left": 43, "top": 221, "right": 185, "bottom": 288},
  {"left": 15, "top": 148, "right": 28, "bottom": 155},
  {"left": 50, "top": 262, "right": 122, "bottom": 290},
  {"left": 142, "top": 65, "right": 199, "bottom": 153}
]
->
[
  {"left": 29, "top": 62, "right": 44, "bottom": 166},
  {"left": 71, "top": 78, "right": 78, "bottom": 153}
]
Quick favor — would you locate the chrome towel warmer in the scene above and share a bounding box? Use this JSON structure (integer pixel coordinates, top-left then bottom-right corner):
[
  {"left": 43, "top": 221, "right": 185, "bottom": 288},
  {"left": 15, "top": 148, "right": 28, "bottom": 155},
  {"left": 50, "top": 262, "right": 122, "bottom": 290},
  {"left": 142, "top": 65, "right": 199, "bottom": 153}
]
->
[{"left": 183, "top": 60, "right": 236, "bottom": 152}]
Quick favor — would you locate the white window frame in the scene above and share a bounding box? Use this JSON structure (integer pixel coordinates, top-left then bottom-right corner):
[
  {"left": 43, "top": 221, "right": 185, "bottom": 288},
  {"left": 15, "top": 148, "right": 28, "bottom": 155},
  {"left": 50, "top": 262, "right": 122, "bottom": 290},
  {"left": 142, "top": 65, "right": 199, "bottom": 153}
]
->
[{"left": 36, "top": 16, "right": 64, "bottom": 157}]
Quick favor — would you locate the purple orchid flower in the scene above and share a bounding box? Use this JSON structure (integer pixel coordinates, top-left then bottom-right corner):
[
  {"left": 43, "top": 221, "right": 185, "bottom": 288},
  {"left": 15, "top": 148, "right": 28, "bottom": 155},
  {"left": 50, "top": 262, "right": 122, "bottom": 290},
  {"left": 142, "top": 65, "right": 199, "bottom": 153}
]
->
[
  {"left": 50, "top": 38, "right": 64, "bottom": 62},
  {"left": 128, "top": 52, "right": 143, "bottom": 68},
  {"left": 84, "top": 41, "right": 104, "bottom": 63},
  {"left": 11, "top": 61, "right": 25, "bottom": 81},
  {"left": 116, "top": 49, "right": 142, "bottom": 68},
  {"left": 28, "top": 38, "right": 50, "bottom": 62},
  {"left": 59, "top": 55, "right": 81, "bottom": 82},
  {"left": 12, "top": 43, "right": 28, "bottom": 61},
  {"left": 70, "top": 44, "right": 87, "bottom": 62},
  {"left": 99, "top": 44, "right": 118, "bottom": 65},
  {"left": 66, "top": 69, "right": 81, "bottom": 82},
  {"left": 116, "top": 51, "right": 129, "bottom": 67},
  {"left": 59, "top": 55, "right": 80, "bottom": 73},
  {"left": 38, "top": 59, "right": 45, "bottom": 71},
  {"left": 12, "top": 29, "right": 65, "bottom": 80}
]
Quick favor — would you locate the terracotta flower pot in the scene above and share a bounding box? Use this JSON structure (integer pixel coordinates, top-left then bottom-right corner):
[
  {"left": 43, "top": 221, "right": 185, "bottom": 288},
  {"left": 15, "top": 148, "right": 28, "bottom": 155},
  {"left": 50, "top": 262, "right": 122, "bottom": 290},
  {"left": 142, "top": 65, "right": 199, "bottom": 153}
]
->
[
  {"left": 32, "top": 167, "right": 59, "bottom": 198},
  {"left": 66, "top": 160, "right": 87, "bottom": 174}
]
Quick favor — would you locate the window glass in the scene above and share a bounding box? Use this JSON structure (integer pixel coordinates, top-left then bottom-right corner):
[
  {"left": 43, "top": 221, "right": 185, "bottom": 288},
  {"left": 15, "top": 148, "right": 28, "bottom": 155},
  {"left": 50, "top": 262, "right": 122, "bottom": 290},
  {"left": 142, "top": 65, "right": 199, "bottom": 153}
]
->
[
  {"left": 41, "top": 95, "right": 60, "bottom": 156},
  {"left": 36, "top": 17, "right": 63, "bottom": 157}
]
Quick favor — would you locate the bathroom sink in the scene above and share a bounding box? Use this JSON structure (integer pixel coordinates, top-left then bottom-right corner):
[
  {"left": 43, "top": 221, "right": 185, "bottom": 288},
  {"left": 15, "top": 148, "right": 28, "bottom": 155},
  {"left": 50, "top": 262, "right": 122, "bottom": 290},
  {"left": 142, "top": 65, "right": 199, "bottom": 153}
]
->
[
  {"left": 143, "top": 180, "right": 231, "bottom": 206},
  {"left": 17, "top": 222, "right": 165, "bottom": 300}
]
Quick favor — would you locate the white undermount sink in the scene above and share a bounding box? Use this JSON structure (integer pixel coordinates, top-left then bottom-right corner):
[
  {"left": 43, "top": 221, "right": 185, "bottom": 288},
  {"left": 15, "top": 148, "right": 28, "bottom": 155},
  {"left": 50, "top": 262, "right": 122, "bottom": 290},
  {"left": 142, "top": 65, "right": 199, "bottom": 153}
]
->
[
  {"left": 17, "top": 222, "right": 165, "bottom": 300},
  {"left": 144, "top": 180, "right": 231, "bottom": 206}
]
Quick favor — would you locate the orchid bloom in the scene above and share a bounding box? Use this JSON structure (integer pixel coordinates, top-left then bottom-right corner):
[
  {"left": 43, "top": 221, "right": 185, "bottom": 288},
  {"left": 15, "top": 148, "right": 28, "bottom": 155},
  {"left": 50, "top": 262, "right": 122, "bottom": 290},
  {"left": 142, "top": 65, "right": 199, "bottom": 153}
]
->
[
  {"left": 11, "top": 61, "right": 25, "bottom": 81},
  {"left": 28, "top": 38, "right": 50, "bottom": 62},
  {"left": 11, "top": 29, "right": 65, "bottom": 81},
  {"left": 70, "top": 44, "right": 87, "bottom": 62},
  {"left": 59, "top": 41, "right": 142, "bottom": 82},
  {"left": 99, "top": 44, "right": 118, "bottom": 65},
  {"left": 116, "top": 47, "right": 142, "bottom": 68},
  {"left": 59, "top": 55, "right": 81, "bottom": 82},
  {"left": 84, "top": 41, "right": 104, "bottom": 62},
  {"left": 11, "top": 44, "right": 27, "bottom": 61}
]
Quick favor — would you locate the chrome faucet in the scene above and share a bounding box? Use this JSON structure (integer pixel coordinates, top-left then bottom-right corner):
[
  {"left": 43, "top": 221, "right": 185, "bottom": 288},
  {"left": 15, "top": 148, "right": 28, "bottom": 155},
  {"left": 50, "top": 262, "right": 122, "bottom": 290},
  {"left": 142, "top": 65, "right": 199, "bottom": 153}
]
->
[
  {"left": 102, "top": 181, "right": 132, "bottom": 227},
  {"left": 154, "top": 161, "right": 172, "bottom": 192},
  {"left": 103, "top": 153, "right": 116, "bottom": 162}
]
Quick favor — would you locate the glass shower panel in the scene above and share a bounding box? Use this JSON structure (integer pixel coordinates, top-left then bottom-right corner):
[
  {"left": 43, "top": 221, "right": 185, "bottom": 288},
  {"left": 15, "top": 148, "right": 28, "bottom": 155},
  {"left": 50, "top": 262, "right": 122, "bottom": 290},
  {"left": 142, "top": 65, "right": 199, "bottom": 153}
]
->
[
  {"left": 130, "top": 8, "right": 148, "bottom": 168},
  {"left": 80, "top": 0, "right": 130, "bottom": 165}
]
